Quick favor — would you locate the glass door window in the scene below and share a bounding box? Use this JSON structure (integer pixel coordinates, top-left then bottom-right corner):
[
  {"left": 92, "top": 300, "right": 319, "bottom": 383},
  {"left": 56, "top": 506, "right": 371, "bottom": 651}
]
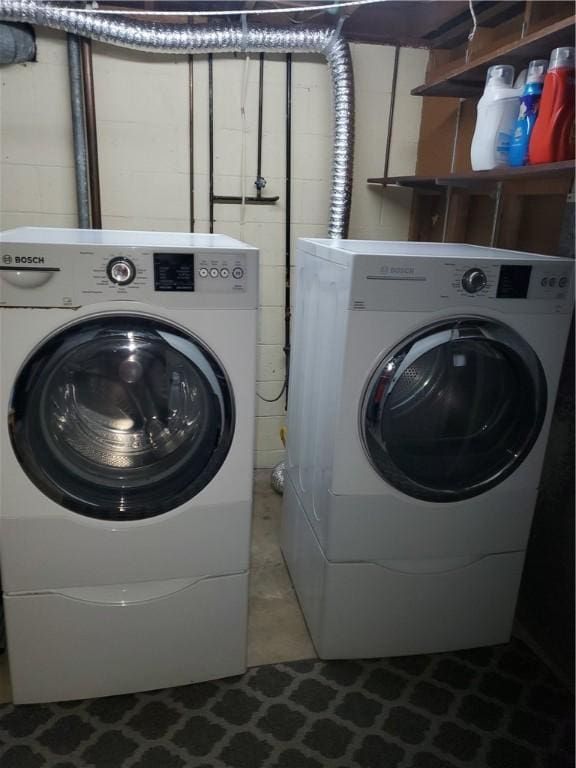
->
[
  {"left": 361, "top": 318, "right": 547, "bottom": 502},
  {"left": 10, "top": 315, "right": 235, "bottom": 520}
]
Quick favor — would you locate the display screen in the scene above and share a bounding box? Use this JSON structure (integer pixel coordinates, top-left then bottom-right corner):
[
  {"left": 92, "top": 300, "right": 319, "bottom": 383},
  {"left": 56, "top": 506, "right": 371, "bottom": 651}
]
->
[
  {"left": 497, "top": 265, "right": 532, "bottom": 299},
  {"left": 154, "top": 253, "right": 195, "bottom": 292}
]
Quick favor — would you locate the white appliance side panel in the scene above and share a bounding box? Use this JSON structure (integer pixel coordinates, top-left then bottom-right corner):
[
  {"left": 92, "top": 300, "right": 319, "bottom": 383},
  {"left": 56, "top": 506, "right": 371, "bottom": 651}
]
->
[
  {"left": 286, "top": 244, "right": 349, "bottom": 540},
  {"left": 280, "top": 476, "right": 325, "bottom": 643},
  {"left": 330, "top": 307, "right": 572, "bottom": 498},
  {"left": 282, "top": 479, "right": 524, "bottom": 661},
  {"left": 5, "top": 572, "right": 248, "bottom": 704}
]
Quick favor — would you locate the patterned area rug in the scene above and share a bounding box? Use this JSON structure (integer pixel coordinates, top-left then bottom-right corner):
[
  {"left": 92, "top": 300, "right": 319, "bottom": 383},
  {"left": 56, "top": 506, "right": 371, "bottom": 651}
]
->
[{"left": 0, "top": 638, "right": 573, "bottom": 768}]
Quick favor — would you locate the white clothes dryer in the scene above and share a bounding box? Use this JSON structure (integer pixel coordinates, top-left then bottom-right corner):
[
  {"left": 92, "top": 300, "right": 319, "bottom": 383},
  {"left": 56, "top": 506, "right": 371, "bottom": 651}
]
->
[
  {"left": 0, "top": 227, "right": 258, "bottom": 703},
  {"left": 282, "top": 238, "right": 573, "bottom": 659}
]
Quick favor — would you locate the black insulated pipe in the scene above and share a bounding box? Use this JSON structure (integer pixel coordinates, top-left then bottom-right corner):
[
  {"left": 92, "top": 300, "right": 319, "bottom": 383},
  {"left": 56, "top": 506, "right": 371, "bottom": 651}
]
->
[
  {"left": 284, "top": 52, "right": 292, "bottom": 406},
  {"left": 208, "top": 52, "right": 214, "bottom": 234}
]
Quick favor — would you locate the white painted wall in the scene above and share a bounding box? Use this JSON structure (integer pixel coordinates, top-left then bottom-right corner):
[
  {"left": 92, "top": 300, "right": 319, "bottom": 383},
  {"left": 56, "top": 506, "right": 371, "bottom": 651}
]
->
[{"left": 0, "top": 29, "right": 427, "bottom": 467}]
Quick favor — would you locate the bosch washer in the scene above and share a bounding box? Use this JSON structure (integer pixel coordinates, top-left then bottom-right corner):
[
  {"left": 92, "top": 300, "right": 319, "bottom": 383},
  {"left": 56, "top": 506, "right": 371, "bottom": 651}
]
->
[{"left": 0, "top": 227, "right": 258, "bottom": 703}]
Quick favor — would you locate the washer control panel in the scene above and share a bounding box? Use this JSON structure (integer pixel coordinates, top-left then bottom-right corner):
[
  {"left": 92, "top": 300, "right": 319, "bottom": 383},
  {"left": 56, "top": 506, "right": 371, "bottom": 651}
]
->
[
  {"left": 107, "top": 257, "right": 136, "bottom": 286},
  {"left": 0, "top": 231, "right": 258, "bottom": 309},
  {"left": 194, "top": 253, "right": 247, "bottom": 293}
]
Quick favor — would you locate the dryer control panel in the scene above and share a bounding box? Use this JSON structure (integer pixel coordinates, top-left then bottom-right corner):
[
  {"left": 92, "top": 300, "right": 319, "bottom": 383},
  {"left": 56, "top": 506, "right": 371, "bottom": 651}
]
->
[{"left": 347, "top": 253, "right": 574, "bottom": 315}]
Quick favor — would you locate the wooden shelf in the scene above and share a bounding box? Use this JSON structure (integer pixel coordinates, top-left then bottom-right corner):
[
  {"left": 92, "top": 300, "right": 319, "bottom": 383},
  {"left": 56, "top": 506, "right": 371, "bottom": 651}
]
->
[
  {"left": 412, "top": 15, "right": 576, "bottom": 98},
  {"left": 367, "top": 161, "right": 575, "bottom": 190}
]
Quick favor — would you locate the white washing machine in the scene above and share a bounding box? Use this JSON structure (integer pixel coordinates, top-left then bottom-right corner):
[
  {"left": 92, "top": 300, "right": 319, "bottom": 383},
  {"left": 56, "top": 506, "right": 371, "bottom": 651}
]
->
[
  {"left": 0, "top": 227, "right": 258, "bottom": 703},
  {"left": 282, "top": 238, "right": 574, "bottom": 659}
]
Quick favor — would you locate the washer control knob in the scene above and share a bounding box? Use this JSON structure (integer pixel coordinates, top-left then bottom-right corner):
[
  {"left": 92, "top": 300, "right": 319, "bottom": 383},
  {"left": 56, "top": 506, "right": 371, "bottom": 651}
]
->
[
  {"left": 232, "top": 266, "right": 244, "bottom": 280},
  {"left": 462, "top": 268, "right": 487, "bottom": 294},
  {"left": 107, "top": 258, "right": 135, "bottom": 285}
]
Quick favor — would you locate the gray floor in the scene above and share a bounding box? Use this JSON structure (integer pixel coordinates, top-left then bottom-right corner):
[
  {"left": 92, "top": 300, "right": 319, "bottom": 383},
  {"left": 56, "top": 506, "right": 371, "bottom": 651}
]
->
[
  {"left": 0, "top": 470, "right": 314, "bottom": 704},
  {"left": 247, "top": 470, "right": 315, "bottom": 667}
]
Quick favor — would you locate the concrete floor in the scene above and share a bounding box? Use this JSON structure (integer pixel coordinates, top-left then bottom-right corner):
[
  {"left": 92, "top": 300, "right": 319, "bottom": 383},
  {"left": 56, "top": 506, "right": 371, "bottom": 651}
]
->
[
  {"left": 0, "top": 470, "right": 314, "bottom": 704},
  {"left": 247, "top": 470, "right": 315, "bottom": 667}
]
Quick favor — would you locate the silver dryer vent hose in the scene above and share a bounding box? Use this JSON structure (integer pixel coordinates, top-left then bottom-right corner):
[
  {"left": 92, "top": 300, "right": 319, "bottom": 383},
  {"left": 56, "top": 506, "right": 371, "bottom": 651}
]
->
[{"left": 0, "top": 1, "right": 354, "bottom": 238}]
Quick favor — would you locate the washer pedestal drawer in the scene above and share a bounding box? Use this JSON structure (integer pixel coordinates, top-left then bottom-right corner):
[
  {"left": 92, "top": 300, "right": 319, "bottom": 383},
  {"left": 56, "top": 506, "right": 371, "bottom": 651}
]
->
[{"left": 4, "top": 571, "right": 248, "bottom": 704}]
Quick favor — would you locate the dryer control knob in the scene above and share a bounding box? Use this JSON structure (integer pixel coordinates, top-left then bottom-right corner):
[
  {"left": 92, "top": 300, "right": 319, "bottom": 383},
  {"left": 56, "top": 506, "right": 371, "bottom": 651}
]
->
[
  {"left": 462, "top": 268, "right": 487, "bottom": 294},
  {"left": 107, "top": 258, "right": 136, "bottom": 285}
]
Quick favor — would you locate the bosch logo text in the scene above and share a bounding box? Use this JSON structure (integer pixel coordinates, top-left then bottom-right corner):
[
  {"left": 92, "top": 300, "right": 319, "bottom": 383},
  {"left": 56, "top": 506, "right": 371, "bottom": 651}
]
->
[
  {"left": 380, "top": 265, "right": 415, "bottom": 275},
  {"left": 14, "top": 256, "right": 45, "bottom": 265}
]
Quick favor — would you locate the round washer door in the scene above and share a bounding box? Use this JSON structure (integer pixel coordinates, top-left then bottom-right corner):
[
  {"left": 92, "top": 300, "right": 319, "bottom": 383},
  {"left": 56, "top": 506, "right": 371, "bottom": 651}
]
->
[
  {"left": 9, "top": 315, "right": 235, "bottom": 520},
  {"left": 361, "top": 318, "right": 547, "bottom": 502}
]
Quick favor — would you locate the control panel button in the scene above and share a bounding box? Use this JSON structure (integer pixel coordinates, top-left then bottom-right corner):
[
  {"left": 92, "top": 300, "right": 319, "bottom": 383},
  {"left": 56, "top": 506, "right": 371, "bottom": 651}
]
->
[
  {"left": 210, "top": 268, "right": 219, "bottom": 278},
  {"left": 559, "top": 277, "right": 568, "bottom": 288},
  {"left": 541, "top": 277, "right": 548, "bottom": 287},
  {"left": 232, "top": 267, "right": 244, "bottom": 280},
  {"left": 199, "top": 267, "right": 209, "bottom": 278},
  {"left": 107, "top": 257, "right": 135, "bottom": 286},
  {"left": 462, "top": 268, "right": 487, "bottom": 294},
  {"left": 548, "top": 277, "right": 556, "bottom": 288},
  {"left": 220, "top": 267, "right": 230, "bottom": 278}
]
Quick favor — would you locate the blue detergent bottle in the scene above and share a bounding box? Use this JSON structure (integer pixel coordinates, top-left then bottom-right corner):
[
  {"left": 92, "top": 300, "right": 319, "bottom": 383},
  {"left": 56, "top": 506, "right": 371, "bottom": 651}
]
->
[{"left": 509, "top": 59, "right": 548, "bottom": 166}]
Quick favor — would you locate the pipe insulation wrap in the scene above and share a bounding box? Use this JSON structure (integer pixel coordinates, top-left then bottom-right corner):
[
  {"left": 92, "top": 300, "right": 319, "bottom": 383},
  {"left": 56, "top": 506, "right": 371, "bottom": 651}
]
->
[
  {"left": 0, "top": 21, "right": 35, "bottom": 63},
  {"left": 0, "top": 0, "right": 354, "bottom": 238}
]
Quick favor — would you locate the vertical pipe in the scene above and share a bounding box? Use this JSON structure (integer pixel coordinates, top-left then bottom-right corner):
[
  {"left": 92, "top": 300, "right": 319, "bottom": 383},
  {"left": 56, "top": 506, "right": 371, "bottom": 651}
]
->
[
  {"left": 442, "top": 98, "right": 464, "bottom": 242},
  {"left": 208, "top": 52, "right": 214, "bottom": 234},
  {"left": 80, "top": 37, "right": 102, "bottom": 229},
  {"left": 383, "top": 46, "right": 400, "bottom": 179},
  {"left": 490, "top": 182, "right": 504, "bottom": 246},
  {"left": 256, "top": 52, "right": 264, "bottom": 199},
  {"left": 284, "top": 53, "right": 292, "bottom": 405},
  {"left": 67, "top": 33, "right": 90, "bottom": 228},
  {"left": 188, "top": 54, "right": 195, "bottom": 232}
]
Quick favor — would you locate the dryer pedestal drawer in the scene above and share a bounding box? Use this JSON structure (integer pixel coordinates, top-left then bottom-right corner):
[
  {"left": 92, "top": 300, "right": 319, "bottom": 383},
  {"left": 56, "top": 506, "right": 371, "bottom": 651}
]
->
[
  {"left": 5, "top": 571, "right": 248, "bottom": 704},
  {"left": 282, "top": 476, "right": 525, "bottom": 660}
]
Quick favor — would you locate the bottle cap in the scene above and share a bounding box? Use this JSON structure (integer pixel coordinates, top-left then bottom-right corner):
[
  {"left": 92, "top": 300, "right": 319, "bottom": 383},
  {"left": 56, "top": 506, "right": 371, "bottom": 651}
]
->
[
  {"left": 549, "top": 47, "right": 575, "bottom": 71},
  {"left": 486, "top": 64, "right": 515, "bottom": 87},
  {"left": 526, "top": 59, "right": 548, "bottom": 83}
]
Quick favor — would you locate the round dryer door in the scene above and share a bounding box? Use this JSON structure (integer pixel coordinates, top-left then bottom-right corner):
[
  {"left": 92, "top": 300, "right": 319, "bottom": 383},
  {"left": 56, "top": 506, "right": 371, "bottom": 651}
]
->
[
  {"left": 361, "top": 318, "right": 547, "bottom": 502},
  {"left": 9, "top": 315, "right": 235, "bottom": 520}
]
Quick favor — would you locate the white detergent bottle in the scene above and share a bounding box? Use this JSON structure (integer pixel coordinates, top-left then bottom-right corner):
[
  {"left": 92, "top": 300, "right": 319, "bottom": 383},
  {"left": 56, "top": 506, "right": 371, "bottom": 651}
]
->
[{"left": 471, "top": 65, "right": 522, "bottom": 170}]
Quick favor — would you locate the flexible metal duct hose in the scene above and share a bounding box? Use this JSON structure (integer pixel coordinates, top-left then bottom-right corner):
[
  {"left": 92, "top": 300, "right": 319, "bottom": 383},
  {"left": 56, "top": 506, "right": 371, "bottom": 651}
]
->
[{"left": 0, "top": 1, "right": 354, "bottom": 238}]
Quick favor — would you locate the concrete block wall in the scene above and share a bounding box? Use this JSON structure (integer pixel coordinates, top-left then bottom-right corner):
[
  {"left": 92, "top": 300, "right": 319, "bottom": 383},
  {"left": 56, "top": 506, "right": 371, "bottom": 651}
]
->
[{"left": 0, "top": 29, "right": 428, "bottom": 468}]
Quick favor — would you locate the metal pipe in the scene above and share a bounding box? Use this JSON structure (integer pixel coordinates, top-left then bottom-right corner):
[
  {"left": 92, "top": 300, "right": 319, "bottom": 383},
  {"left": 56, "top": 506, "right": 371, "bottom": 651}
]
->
[
  {"left": 208, "top": 52, "right": 214, "bottom": 234},
  {"left": 0, "top": 2, "right": 354, "bottom": 239},
  {"left": 256, "top": 52, "right": 264, "bottom": 199},
  {"left": 0, "top": 21, "right": 34, "bottom": 64},
  {"left": 383, "top": 46, "right": 399, "bottom": 179},
  {"left": 442, "top": 98, "right": 464, "bottom": 242},
  {"left": 284, "top": 52, "right": 292, "bottom": 404},
  {"left": 188, "top": 53, "right": 194, "bottom": 232},
  {"left": 67, "top": 33, "right": 90, "bottom": 229},
  {"left": 490, "top": 182, "right": 504, "bottom": 247},
  {"left": 80, "top": 37, "right": 102, "bottom": 229}
]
